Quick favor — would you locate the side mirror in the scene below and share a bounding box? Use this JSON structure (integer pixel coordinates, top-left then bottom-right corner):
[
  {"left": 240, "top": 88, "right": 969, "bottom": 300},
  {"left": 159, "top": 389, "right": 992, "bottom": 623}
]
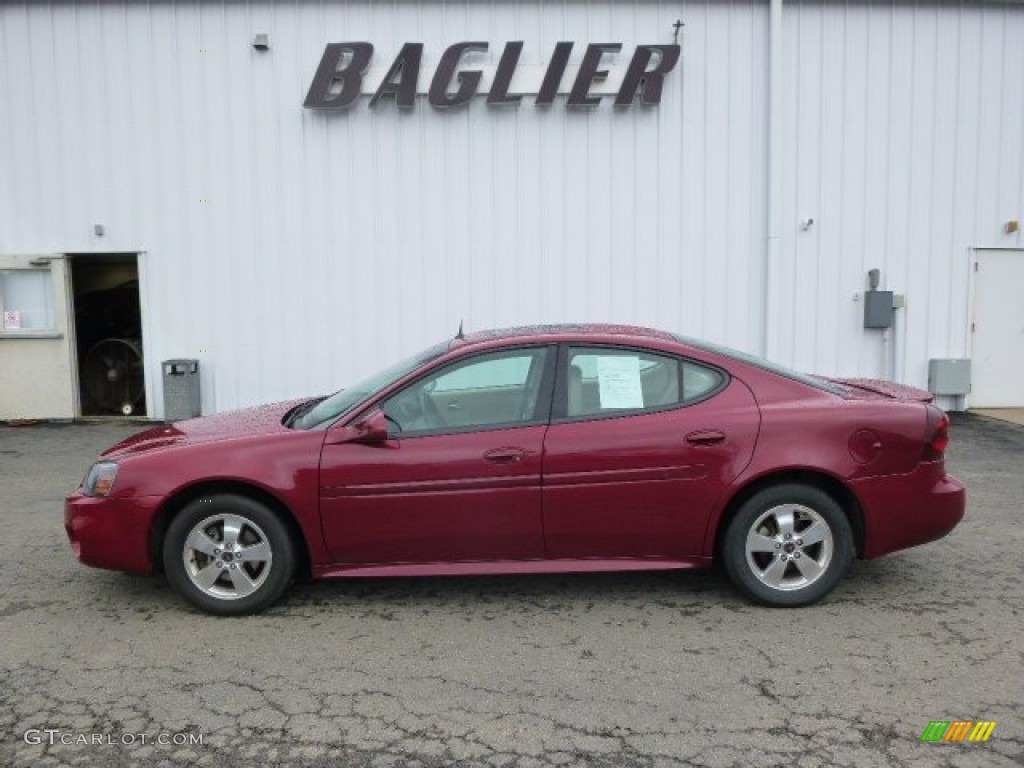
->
[
  {"left": 348, "top": 409, "right": 390, "bottom": 444},
  {"left": 324, "top": 409, "right": 392, "bottom": 446}
]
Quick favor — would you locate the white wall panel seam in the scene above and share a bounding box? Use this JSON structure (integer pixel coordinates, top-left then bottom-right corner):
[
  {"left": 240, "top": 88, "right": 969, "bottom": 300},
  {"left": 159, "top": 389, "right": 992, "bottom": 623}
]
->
[
  {"left": 924, "top": 4, "right": 941, "bottom": 374},
  {"left": 945, "top": 0, "right": 964, "bottom": 380}
]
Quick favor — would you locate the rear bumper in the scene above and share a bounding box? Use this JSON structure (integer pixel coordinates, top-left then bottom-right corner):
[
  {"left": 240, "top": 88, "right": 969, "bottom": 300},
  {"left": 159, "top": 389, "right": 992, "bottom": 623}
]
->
[
  {"left": 65, "top": 490, "right": 160, "bottom": 574},
  {"left": 852, "top": 463, "right": 966, "bottom": 559}
]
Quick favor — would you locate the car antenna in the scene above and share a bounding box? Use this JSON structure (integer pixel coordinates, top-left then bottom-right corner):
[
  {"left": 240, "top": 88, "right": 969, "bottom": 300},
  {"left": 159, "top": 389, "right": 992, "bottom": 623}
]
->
[{"left": 455, "top": 319, "right": 465, "bottom": 340}]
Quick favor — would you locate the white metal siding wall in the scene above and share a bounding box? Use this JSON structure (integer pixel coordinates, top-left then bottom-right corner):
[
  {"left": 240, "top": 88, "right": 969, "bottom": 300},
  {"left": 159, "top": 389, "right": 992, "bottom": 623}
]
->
[
  {"left": 1, "top": 1, "right": 1021, "bottom": 416},
  {"left": 773, "top": 0, "right": 1024, "bottom": 399}
]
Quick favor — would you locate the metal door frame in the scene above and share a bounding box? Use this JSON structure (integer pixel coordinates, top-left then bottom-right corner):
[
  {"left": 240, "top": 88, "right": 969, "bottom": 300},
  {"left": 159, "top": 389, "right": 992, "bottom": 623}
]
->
[{"left": 65, "top": 250, "right": 153, "bottom": 419}]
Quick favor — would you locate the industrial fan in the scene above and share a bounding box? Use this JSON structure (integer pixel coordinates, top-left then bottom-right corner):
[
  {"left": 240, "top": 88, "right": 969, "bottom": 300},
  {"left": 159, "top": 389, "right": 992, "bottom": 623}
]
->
[{"left": 82, "top": 338, "right": 145, "bottom": 415}]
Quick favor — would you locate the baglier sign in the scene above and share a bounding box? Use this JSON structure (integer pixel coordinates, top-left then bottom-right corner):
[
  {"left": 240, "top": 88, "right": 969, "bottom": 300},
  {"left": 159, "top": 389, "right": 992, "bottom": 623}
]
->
[{"left": 304, "top": 42, "right": 681, "bottom": 110}]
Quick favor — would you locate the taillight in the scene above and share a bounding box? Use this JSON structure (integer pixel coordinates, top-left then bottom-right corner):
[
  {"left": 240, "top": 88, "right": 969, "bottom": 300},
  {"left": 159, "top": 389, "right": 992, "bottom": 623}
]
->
[{"left": 923, "top": 405, "right": 950, "bottom": 461}]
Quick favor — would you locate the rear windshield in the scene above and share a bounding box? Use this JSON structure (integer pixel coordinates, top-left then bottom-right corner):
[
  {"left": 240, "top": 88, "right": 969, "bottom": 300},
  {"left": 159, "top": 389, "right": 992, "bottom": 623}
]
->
[{"left": 674, "top": 335, "right": 848, "bottom": 396}]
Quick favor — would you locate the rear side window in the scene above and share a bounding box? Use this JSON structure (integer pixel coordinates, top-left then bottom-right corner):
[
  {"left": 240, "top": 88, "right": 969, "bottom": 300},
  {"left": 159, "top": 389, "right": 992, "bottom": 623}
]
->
[
  {"left": 565, "top": 347, "right": 724, "bottom": 419},
  {"left": 683, "top": 361, "right": 724, "bottom": 402}
]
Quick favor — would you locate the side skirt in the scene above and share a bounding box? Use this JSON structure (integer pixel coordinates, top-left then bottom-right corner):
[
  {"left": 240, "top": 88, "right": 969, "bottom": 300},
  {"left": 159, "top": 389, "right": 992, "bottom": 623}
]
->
[{"left": 313, "top": 557, "right": 712, "bottom": 580}]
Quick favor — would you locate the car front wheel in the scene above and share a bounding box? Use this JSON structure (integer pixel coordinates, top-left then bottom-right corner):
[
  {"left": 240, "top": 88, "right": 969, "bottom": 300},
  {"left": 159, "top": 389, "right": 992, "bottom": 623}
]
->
[
  {"left": 722, "top": 484, "right": 853, "bottom": 607},
  {"left": 163, "top": 494, "right": 295, "bottom": 615}
]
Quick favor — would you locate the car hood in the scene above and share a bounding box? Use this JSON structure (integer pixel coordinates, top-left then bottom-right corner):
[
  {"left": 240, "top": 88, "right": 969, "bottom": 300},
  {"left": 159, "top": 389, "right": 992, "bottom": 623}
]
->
[
  {"left": 827, "top": 377, "right": 934, "bottom": 403},
  {"left": 101, "top": 398, "right": 310, "bottom": 458}
]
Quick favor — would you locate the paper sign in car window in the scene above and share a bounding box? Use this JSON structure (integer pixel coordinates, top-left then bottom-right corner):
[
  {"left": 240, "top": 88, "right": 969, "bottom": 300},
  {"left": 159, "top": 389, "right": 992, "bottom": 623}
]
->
[{"left": 597, "top": 355, "right": 644, "bottom": 409}]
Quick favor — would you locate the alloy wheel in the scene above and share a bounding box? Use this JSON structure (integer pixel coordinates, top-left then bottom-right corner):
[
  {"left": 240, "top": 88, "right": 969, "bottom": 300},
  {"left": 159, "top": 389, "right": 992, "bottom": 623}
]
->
[
  {"left": 182, "top": 513, "right": 274, "bottom": 600},
  {"left": 744, "top": 503, "right": 834, "bottom": 592}
]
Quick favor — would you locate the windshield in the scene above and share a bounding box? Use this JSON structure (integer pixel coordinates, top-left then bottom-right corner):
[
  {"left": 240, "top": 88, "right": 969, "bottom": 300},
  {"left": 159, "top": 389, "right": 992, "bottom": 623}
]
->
[
  {"left": 291, "top": 341, "right": 449, "bottom": 429},
  {"left": 674, "top": 335, "right": 848, "bottom": 396}
]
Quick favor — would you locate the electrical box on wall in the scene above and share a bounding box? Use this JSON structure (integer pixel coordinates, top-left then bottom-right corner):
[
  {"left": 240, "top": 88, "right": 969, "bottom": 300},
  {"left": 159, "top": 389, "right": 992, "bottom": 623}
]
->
[
  {"left": 863, "top": 291, "right": 894, "bottom": 329},
  {"left": 928, "top": 359, "right": 971, "bottom": 396}
]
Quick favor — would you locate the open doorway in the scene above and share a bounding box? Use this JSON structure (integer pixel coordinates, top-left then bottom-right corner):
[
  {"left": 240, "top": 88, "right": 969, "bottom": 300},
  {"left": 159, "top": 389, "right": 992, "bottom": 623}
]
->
[{"left": 69, "top": 254, "right": 146, "bottom": 417}]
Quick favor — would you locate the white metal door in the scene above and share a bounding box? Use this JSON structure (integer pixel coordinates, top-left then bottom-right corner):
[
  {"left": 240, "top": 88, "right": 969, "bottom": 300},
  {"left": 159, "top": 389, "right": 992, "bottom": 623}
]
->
[
  {"left": 971, "top": 250, "right": 1024, "bottom": 407},
  {"left": 0, "top": 255, "right": 76, "bottom": 419}
]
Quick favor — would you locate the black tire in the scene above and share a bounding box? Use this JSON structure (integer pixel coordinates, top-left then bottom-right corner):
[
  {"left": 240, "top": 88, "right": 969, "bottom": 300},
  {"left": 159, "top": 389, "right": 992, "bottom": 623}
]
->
[
  {"left": 163, "top": 493, "right": 295, "bottom": 615},
  {"left": 721, "top": 483, "right": 853, "bottom": 607}
]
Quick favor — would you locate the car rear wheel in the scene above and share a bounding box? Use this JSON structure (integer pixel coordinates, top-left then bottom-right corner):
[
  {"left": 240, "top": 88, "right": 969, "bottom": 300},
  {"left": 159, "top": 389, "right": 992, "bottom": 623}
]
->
[
  {"left": 722, "top": 484, "right": 853, "bottom": 607},
  {"left": 163, "top": 494, "right": 295, "bottom": 615}
]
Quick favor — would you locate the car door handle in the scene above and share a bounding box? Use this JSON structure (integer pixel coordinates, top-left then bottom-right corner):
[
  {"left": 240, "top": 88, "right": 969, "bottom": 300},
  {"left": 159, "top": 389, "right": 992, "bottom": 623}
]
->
[
  {"left": 484, "top": 447, "right": 527, "bottom": 463},
  {"left": 685, "top": 430, "right": 726, "bottom": 447}
]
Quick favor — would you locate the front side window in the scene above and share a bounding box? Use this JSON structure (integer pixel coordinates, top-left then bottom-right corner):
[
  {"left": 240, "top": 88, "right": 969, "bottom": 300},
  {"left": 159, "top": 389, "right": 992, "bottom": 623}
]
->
[
  {"left": 291, "top": 341, "right": 449, "bottom": 429},
  {"left": 383, "top": 347, "right": 551, "bottom": 436},
  {"left": 565, "top": 347, "right": 724, "bottom": 419}
]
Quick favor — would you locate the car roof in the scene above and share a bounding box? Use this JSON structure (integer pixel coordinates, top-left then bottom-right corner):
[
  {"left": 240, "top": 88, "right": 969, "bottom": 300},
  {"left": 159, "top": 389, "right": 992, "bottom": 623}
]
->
[{"left": 453, "top": 323, "right": 679, "bottom": 349}]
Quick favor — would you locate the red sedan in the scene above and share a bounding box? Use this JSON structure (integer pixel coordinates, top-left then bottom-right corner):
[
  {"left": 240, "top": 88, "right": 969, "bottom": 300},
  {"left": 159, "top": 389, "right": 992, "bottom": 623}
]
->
[{"left": 65, "top": 324, "right": 965, "bottom": 614}]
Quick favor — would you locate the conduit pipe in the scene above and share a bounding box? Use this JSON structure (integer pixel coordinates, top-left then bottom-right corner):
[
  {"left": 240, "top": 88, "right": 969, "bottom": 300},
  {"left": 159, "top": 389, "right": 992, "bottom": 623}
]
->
[{"left": 764, "top": 0, "right": 784, "bottom": 358}]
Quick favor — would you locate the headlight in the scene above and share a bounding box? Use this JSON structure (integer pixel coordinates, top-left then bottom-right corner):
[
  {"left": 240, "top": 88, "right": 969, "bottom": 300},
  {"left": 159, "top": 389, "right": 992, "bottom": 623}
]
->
[{"left": 83, "top": 461, "right": 119, "bottom": 497}]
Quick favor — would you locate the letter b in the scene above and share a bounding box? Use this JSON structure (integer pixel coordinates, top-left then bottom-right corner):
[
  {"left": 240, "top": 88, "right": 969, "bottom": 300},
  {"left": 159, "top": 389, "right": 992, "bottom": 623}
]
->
[{"left": 304, "top": 43, "right": 374, "bottom": 109}]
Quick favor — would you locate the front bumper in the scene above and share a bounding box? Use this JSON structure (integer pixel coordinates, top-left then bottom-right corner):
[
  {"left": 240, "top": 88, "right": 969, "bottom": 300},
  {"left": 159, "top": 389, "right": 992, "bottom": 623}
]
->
[
  {"left": 65, "top": 490, "right": 161, "bottom": 574},
  {"left": 852, "top": 462, "right": 966, "bottom": 559}
]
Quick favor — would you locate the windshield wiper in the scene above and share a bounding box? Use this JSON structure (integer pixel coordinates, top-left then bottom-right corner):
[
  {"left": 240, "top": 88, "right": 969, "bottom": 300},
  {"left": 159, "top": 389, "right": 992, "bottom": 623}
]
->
[{"left": 286, "top": 398, "right": 324, "bottom": 429}]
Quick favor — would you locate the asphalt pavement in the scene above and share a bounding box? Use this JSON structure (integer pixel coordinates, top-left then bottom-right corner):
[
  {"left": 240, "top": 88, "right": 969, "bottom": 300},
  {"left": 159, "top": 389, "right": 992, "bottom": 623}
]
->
[{"left": 1, "top": 414, "right": 1021, "bottom": 767}]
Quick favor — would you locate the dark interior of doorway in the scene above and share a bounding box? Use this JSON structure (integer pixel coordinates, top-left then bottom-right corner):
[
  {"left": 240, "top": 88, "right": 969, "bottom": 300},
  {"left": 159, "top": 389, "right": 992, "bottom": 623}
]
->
[{"left": 69, "top": 254, "right": 146, "bottom": 417}]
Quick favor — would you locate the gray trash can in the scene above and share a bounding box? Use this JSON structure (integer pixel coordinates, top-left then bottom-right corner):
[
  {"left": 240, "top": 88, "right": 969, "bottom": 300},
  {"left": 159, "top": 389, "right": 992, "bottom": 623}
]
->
[{"left": 162, "top": 359, "right": 201, "bottom": 421}]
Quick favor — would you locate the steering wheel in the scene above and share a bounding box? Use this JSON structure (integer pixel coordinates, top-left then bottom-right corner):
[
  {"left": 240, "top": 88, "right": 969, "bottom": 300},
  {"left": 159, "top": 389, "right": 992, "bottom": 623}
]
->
[
  {"left": 392, "top": 398, "right": 420, "bottom": 427},
  {"left": 383, "top": 411, "right": 402, "bottom": 433}
]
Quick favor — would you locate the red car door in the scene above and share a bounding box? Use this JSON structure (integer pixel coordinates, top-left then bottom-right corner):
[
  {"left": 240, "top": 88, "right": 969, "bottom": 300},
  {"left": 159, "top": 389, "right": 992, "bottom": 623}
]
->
[
  {"left": 319, "top": 346, "right": 554, "bottom": 565},
  {"left": 541, "top": 345, "right": 760, "bottom": 559}
]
